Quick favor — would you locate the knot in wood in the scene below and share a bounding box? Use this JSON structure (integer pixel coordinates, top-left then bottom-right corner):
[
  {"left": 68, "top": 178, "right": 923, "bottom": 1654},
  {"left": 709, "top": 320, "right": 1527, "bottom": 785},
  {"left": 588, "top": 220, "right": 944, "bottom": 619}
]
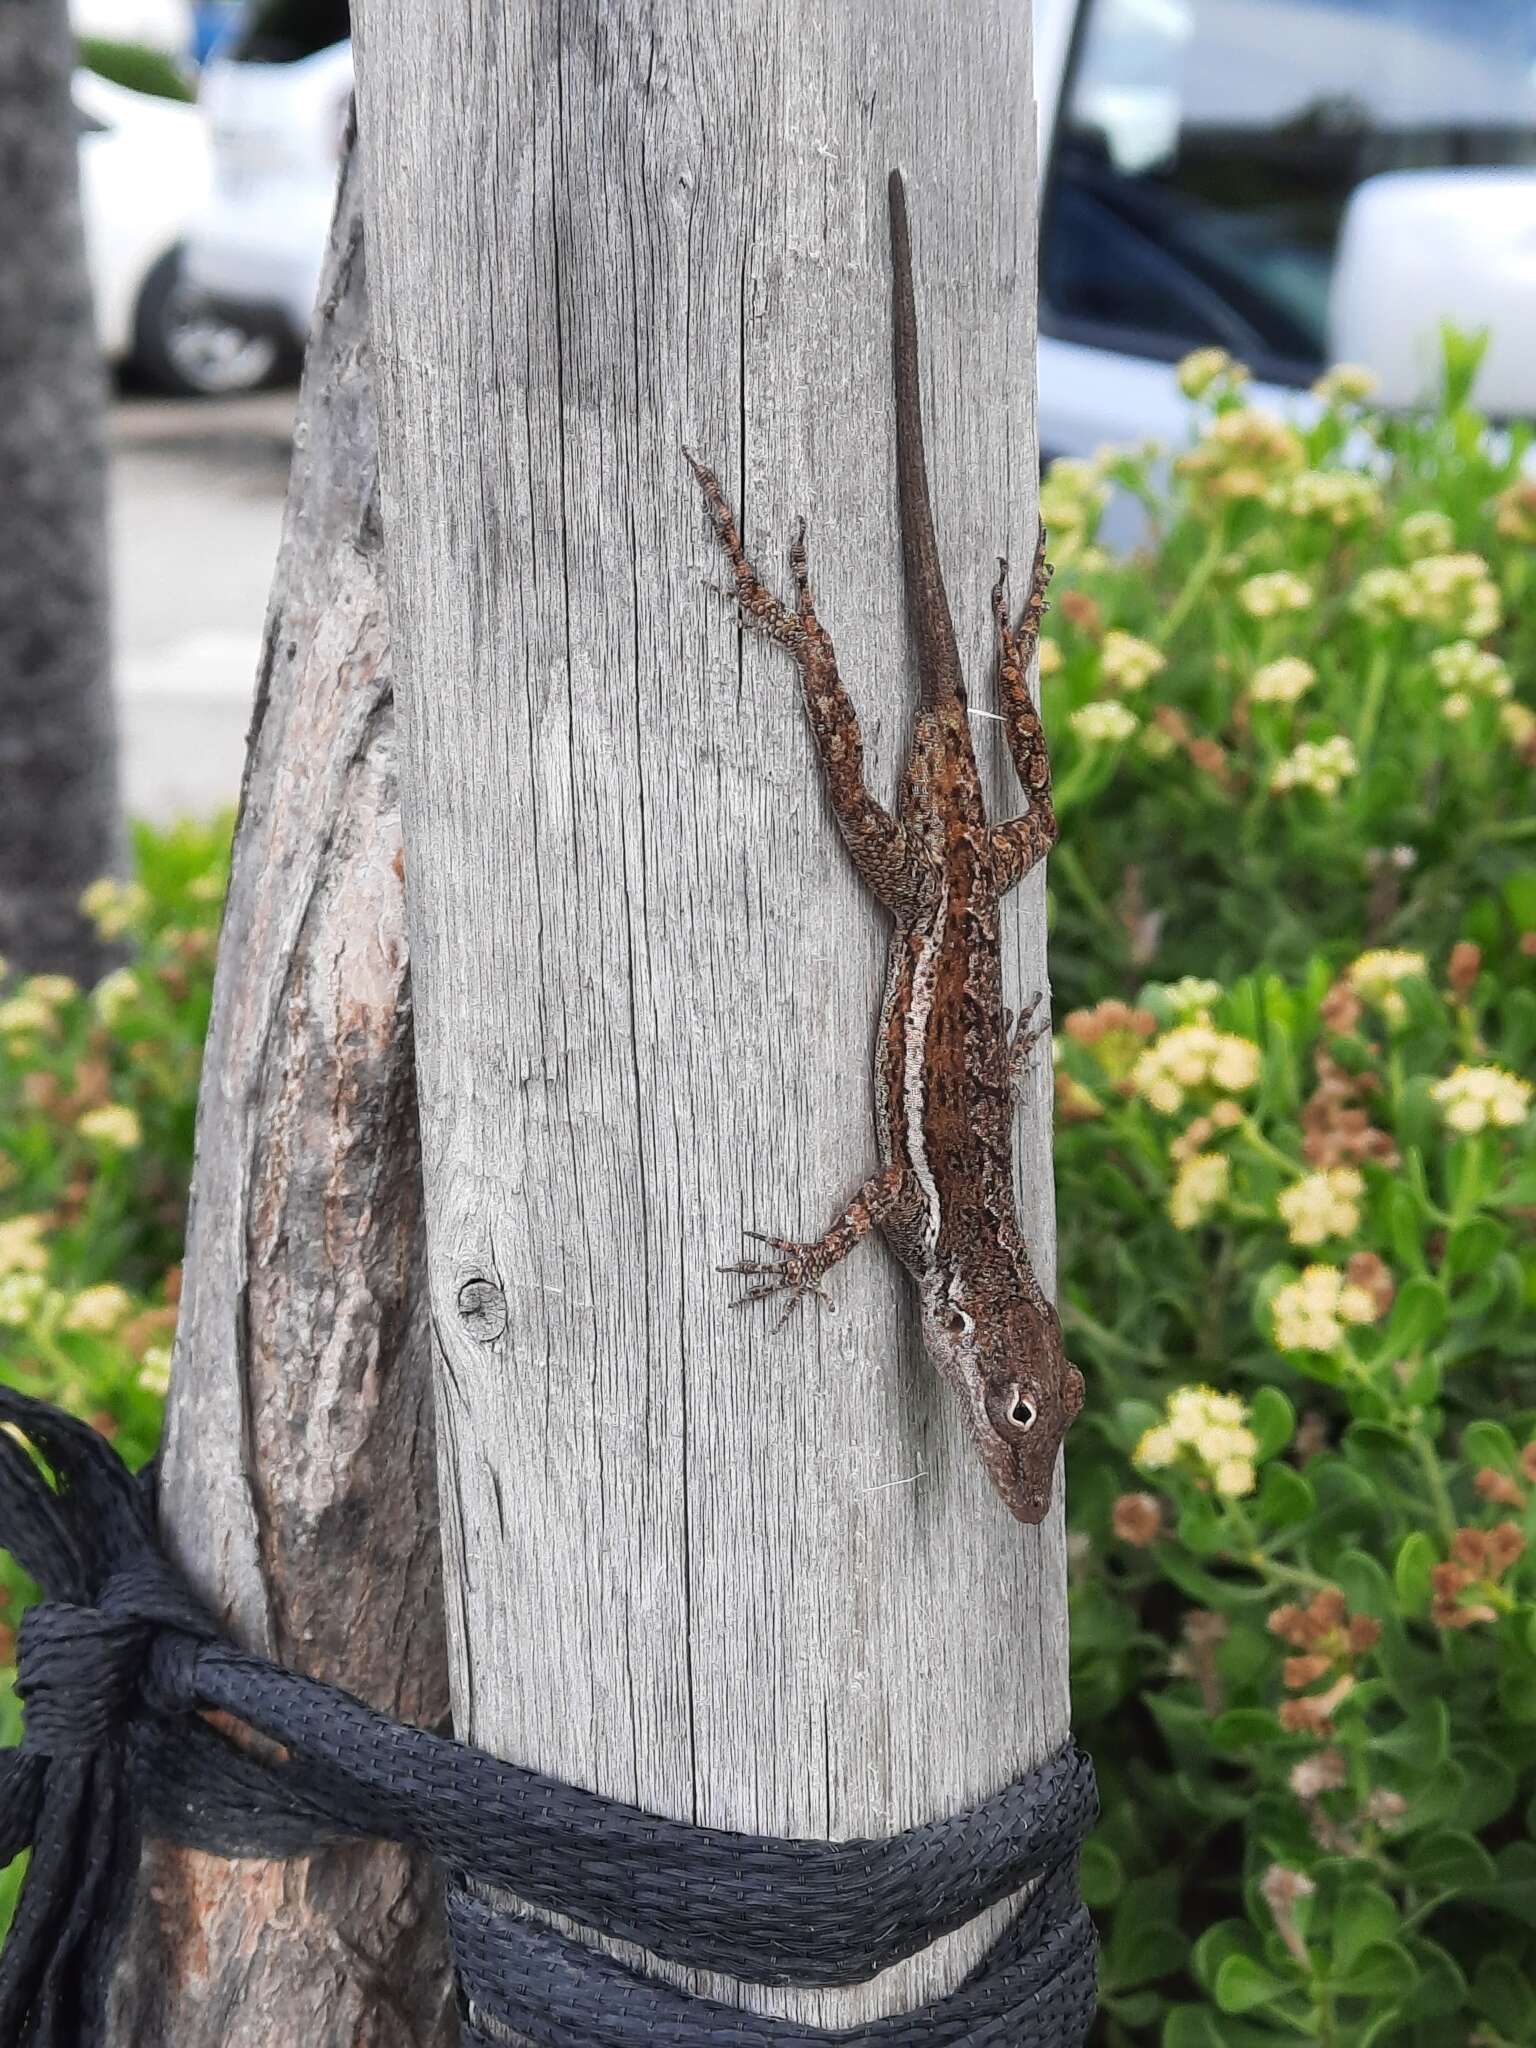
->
[{"left": 456, "top": 1277, "right": 507, "bottom": 1343}]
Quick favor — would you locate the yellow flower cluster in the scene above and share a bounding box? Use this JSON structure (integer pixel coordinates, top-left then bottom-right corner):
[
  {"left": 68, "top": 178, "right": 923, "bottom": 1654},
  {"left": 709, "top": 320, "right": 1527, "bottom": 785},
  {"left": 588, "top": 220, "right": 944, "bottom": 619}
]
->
[
  {"left": 1272, "top": 1264, "right": 1380, "bottom": 1352},
  {"left": 1312, "top": 363, "right": 1378, "bottom": 407},
  {"left": 0, "top": 1273, "right": 49, "bottom": 1330},
  {"left": 1177, "top": 348, "right": 1249, "bottom": 402},
  {"left": 60, "top": 1284, "right": 135, "bottom": 1335},
  {"left": 93, "top": 967, "right": 142, "bottom": 1027},
  {"left": 1493, "top": 481, "right": 1536, "bottom": 546},
  {"left": 1353, "top": 552, "right": 1502, "bottom": 637},
  {"left": 1071, "top": 701, "right": 1138, "bottom": 746},
  {"left": 1239, "top": 571, "right": 1313, "bottom": 620},
  {"left": 80, "top": 876, "right": 150, "bottom": 941},
  {"left": 1429, "top": 640, "right": 1513, "bottom": 724},
  {"left": 138, "top": 1345, "right": 174, "bottom": 1398},
  {"left": 0, "top": 971, "right": 80, "bottom": 1043},
  {"left": 1039, "top": 457, "right": 1109, "bottom": 546},
  {"left": 1502, "top": 702, "right": 1536, "bottom": 750},
  {"left": 1271, "top": 470, "right": 1382, "bottom": 527},
  {"left": 1132, "top": 1020, "right": 1261, "bottom": 1115},
  {"left": 0, "top": 1213, "right": 49, "bottom": 1277},
  {"left": 1430, "top": 1064, "right": 1532, "bottom": 1135},
  {"left": 1249, "top": 657, "right": 1316, "bottom": 706},
  {"left": 77, "top": 1105, "right": 143, "bottom": 1150},
  {"left": 1345, "top": 948, "right": 1426, "bottom": 1024},
  {"left": 1277, "top": 1167, "right": 1365, "bottom": 1248},
  {"left": 1136, "top": 1385, "right": 1258, "bottom": 1498},
  {"left": 1398, "top": 510, "right": 1456, "bottom": 559},
  {"left": 1182, "top": 408, "right": 1306, "bottom": 502},
  {"left": 1270, "top": 736, "right": 1357, "bottom": 797},
  {"left": 1100, "top": 630, "right": 1166, "bottom": 692},
  {"left": 1169, "top": 1152, "right": 1230, "bottom": 1229},
  {"left": 1160, "top": 977, "right": 1224, "bottom": 1017},
  {"left": 1036, "top": 637, "right": 1064, "bottom": 678}
]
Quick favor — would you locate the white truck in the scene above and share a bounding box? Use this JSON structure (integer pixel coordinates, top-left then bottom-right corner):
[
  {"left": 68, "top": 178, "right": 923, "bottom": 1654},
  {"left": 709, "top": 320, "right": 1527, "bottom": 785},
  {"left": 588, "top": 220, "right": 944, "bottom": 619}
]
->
[{"left": 188, "top": 0, "right": 1536, "bottom": 453}]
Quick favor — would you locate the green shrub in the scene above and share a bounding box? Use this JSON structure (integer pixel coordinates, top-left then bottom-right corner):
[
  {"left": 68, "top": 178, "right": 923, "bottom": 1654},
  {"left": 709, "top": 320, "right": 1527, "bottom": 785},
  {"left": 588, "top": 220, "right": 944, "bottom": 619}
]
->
[
  {"left": 1040, "top": 336, "right": 1535, "bottom": 1013},
  {"left": 1047, "top": 342, "right": 1536, "bottom": 2045},
  {"left": 77, "top": 36, "right": 196, "bottom": 102},
  {"left": 0, "top": 818, "right": 228, "bottom": 1929}
]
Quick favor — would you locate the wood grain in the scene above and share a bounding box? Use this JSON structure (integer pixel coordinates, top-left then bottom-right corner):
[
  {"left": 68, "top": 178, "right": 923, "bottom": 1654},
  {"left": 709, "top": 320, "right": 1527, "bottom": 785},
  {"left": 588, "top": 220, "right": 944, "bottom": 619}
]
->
[
  {"left": 351, "top": 0, "right": 1063, "bottom": 2027},
  {"left": 109, "top": 144, "right": 457, "bottom": 2048}
]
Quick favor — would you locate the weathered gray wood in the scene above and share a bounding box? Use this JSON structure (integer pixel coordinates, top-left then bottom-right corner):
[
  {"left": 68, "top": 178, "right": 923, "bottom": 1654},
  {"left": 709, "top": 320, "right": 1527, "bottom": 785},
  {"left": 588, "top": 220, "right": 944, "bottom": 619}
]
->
[
  {"left": 108, "top": 143, "right": 457, "bottom": 2048},
  {"left": 0, "top": 0, "right": 121, "bottom": 980},
  {"left": 352, "top": 0, "right": 1062, "bottom": 2028}
]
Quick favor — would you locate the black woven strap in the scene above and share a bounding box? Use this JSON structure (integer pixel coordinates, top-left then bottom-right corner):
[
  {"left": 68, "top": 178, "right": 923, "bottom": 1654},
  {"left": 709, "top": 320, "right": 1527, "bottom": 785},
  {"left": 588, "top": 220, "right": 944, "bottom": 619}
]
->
[{"left": 0, "top": 1383, "right": 1098, "bottom": 2047}]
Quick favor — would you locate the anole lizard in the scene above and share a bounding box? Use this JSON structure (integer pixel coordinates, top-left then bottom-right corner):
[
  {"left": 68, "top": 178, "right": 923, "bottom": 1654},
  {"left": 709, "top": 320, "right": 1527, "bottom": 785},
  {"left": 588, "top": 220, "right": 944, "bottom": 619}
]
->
[{"left": 686, "top": 169, "right": 1083, "bottom": 1525}]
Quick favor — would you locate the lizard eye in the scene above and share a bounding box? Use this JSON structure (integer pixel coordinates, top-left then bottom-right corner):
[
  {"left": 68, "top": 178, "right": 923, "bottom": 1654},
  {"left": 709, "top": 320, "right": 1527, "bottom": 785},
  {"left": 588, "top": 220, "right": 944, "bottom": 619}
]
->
[
  {"left": 941, "top": 1305, "right": 974, "bottom": 1338},
  {"left": 1009, "top": 1393, "right": 1037, "bottom": 1432}
]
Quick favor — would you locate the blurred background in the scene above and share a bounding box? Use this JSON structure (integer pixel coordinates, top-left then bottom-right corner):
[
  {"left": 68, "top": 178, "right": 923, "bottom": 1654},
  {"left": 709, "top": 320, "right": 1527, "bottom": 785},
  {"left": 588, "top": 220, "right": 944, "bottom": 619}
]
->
[{"left": 57, "top": 0, "right": 1536, "bottom": 819}]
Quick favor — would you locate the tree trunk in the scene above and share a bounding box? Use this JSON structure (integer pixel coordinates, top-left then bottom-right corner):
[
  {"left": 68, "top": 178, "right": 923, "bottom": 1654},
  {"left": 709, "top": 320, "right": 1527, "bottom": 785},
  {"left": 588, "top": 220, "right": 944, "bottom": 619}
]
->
[
  {"left": 0, "top": 0, "right": 122, "bottom": 981},
  {"left": 353, "top": 0, "right": 1062, "bottom": 2034},
  {"left": 108, "top": 141, "right": 457, "bottom": 2048}
]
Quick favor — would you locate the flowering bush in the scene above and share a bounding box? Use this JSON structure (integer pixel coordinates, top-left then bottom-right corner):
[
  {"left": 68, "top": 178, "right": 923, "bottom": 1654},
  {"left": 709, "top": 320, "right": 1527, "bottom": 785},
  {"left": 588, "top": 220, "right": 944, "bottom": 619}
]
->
[
  {"left": 1039, "top": 337, "right": 1536, "bottom": 1013},
  {"left": 1058, "top": 962, "right": 1536, "bottom": 2042},
  {"left": 0, "top": 819, "right": 228, "bottom": 1929}
]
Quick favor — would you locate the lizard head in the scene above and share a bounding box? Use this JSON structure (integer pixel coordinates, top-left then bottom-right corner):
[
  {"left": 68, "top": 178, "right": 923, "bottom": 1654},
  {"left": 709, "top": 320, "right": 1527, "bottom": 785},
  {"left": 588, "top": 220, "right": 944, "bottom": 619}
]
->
[{"left": 923, "top": 1275, "right": 1084, "bottom": 1525}]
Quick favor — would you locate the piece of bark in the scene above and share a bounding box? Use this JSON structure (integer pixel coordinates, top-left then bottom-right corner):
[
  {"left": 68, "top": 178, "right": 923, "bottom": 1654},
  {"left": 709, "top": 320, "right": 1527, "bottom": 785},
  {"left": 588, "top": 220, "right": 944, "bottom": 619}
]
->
[
  {"left": 108, "top": 140, "right": 457, "bottom": 2048},
  {"left": 0, "top": 0, "right": 122, "bottom": 981},
  {"left": 352, "top": 0, "right": 1063, "bottom": 2034}
]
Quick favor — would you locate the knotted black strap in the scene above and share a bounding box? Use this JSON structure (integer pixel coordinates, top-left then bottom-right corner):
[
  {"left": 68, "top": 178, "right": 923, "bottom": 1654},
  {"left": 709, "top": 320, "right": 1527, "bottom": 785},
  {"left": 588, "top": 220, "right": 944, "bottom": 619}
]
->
[{"left": 0, "top": 1384, "right": 1098, "bottom": 2046}]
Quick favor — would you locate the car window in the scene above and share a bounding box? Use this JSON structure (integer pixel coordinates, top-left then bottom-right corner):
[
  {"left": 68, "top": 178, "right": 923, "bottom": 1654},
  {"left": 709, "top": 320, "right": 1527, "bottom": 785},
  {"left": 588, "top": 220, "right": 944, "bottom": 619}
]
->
[
  {"left": 1041, "top": 0, "right": 1536, "bottom": 383},
  {"left": 232, "top": 0, "right": 350, "bottom": 62}
]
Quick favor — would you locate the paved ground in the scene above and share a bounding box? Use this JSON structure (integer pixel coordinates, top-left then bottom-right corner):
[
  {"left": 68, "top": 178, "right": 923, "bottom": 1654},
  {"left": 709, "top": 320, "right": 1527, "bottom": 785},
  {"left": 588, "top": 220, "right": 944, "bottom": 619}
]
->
[{"left": 110, "top": 386, "right": 295, "bottom": 820}]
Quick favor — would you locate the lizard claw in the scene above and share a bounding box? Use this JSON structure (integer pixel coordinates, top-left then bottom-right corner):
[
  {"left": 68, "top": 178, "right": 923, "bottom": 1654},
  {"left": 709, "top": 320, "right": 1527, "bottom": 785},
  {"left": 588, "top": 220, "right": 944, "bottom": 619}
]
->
[{"left": 721, "top": 1235, "right": 835, "bottom": 1320}]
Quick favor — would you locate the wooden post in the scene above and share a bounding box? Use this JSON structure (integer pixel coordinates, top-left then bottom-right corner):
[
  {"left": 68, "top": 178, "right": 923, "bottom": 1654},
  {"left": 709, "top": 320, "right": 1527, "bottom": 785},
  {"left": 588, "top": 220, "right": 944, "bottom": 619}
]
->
[
  {"left": 352, "top": 0, "right": 1063, "bottom": 2028},
  {"left": 109, "top": 145, "right": 456, "bottom": 2048}
]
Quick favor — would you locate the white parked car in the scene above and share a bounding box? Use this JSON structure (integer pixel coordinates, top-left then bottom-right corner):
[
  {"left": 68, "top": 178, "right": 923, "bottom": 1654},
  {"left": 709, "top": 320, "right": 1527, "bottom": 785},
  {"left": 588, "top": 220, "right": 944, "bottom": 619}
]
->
[
  {"left": 70, "top": 0, "right": 194, "bottom": 59},
  {"left": 75, "top": 67, "right": 282, "bottom": 395},
  {"left": 183, "top": 3, "right": 352, "bottom": 353},
  {"left": 187, "top": 0, "right": 1536, "bottom": 452}
]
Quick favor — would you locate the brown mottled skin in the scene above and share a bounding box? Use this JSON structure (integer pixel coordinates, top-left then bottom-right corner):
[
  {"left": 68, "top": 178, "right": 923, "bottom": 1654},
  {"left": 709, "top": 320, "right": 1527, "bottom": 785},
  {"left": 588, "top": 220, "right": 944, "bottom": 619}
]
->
[{"left": 686, "top": 170, "right": 1082, "bottom": 1524}]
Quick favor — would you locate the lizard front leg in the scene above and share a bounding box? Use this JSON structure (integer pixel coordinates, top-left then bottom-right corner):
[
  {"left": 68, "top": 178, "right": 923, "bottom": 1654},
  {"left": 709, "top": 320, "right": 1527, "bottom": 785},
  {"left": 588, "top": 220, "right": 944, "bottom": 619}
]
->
[
  {"left": 988, "top": 534, "right": 1059, "bottom": 892},
  {"left": 1007, "top": 991, "right": 1050, "bottom": 1098},
  {"left": 686, "top": 453, "right": 931, "bottom": 917},
  {"left": 724, "top": 1165, "right": 922, "bottom": 1327}
]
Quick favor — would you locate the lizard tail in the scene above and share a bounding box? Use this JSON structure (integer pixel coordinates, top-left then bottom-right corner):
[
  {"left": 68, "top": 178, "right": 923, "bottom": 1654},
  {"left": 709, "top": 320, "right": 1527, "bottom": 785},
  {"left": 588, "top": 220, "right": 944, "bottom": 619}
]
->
[{"left": 888, "top": 169, "right": 965, "bottom": 708}]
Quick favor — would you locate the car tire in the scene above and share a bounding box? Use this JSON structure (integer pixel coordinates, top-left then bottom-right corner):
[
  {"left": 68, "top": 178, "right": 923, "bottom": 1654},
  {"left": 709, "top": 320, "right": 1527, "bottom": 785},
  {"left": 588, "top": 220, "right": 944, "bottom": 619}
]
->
[{"left": 129, "top": 243, "right": 286, "bottom": 397}]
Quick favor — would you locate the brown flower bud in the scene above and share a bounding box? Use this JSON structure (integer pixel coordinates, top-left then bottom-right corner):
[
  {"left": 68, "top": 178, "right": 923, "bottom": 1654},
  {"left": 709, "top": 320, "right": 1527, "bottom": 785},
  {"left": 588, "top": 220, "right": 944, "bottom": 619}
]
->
[
  {"left": 1447, "top": 941, "right": 1482, "bottom": 999},
  {"left": 1474, "top": 1467, "right": 1526, "bottom": 1509},
  {"left": 1111, "top": 1493, "right": 1164, "bottom": 1546}
]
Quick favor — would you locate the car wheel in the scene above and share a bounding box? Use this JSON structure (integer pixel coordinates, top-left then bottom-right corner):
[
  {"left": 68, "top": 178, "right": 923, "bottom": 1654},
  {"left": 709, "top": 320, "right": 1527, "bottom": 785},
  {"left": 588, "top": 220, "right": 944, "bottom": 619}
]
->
[{"left": 129, "top": 245, "right": 284, "bottom": 398}]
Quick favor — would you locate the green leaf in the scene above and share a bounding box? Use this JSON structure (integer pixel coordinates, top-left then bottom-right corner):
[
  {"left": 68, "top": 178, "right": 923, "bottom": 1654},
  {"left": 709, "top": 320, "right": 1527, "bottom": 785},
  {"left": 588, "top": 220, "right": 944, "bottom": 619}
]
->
[
  {"left": 1214, "top": 1953, "right": 1288, "bottom": 2014},
  {"left": 1333, "top": 1939, "right": 1417, "bottom": 2000},
  {"left": 1247, "top": 1386, "right": 1295, "bottom": 1462},
  {"left": 1209, "top": 1708, "right": 1283, "bottom": 1753},
  {"left": 1405, "top": 1828, "right": 1497, "bottom": 1890},
  {"left": 1330, "top": 1883, "right": 1400, "bottom": 1973},
  {"left": 1474, "top": 1954, "right": 1536, "bottom": 2035},
  {"left": 1177, "top": 1492, "right": 1226, "bottom": 1558},
  {"left": 1502, "top": 868, "right": 1536, "bottom": 933},
  {"left": 1380, "top": 1275, "right": 1447, "bottom": 1358},
  {"left": 1254, "top": 1460, "right": 1313, "bottom": 1529},
  {"left": 1394, "top": 1530, "right": 1436, "bottom": 1615},
  {"left": 1080, "top": 1835, "right": 1123, "bottom": 1907},
  {"left": 1460, "top": 1419, "right": 1518, "bottom": 1471},
  {"left": 1384, "top": 1181, "right": 1430, "bottom": 1273},
  {"left": 1373, "top": 1697, "right": 1451, "bottom": 1771}
]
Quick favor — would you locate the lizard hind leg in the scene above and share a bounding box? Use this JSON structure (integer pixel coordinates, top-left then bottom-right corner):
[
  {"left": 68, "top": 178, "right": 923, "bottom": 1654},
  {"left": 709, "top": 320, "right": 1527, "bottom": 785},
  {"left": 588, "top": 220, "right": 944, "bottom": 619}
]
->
[{"left": 988, "top": 528, "right": 1058, "bottom": 892}]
